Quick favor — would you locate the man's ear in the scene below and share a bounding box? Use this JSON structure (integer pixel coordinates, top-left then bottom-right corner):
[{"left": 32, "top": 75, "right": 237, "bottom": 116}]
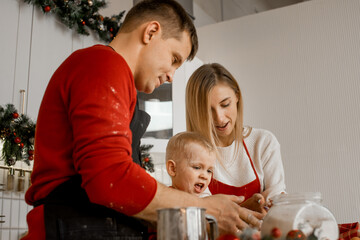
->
[
  {"left": 166, "top": 159, "right": 176, "bottom": 177},
  {"left": 142, "top": 21, "right": 161, "bottom": 44}
]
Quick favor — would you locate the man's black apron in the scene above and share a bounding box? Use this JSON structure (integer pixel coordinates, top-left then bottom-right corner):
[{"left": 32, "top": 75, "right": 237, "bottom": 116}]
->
[{"left": 34, "top": 100, "right": 151, "bottom": 240}]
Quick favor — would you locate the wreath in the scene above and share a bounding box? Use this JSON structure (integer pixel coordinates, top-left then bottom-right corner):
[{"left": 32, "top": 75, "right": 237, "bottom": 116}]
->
[{"left": 0, "top": 104, "right": 36, "bottom": 166}]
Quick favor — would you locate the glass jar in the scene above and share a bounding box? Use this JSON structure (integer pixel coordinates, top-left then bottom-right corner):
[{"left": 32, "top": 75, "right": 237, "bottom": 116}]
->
[{"left": 261, "top": 192, "right": 339, "bottom": 239}]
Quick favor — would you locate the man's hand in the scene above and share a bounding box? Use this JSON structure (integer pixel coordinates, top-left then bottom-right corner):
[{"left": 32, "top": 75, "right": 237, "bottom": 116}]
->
[{"left": 201, "top": 194, "right": 263, "bottom": 236}]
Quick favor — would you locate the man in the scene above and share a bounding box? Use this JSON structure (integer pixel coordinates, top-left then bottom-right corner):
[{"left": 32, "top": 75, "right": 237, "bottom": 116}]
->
[{"left": 23, "top": 1, "right": 262, "bottom": 239}]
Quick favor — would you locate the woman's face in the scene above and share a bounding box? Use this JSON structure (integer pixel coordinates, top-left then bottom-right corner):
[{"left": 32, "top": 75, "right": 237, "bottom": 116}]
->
[{"left": 209, "top": 82, "right": 238, "bottom": 146}]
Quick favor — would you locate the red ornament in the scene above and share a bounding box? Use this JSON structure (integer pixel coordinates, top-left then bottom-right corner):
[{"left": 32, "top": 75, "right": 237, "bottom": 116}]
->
[
  {"left": 217, "top": 234, "right": 240, "bottom": 240},
  {"left": 12, "top": 112, "right": 19, "bottom": 119},
  {"left": 144, "top": 157, "right": 149, "bottom": 162},
  {"left": 19, "top": 143, "right": 24, "bottom": 148},
  {"left": 28, "top": 155, "right": 34, "bottom": 161},
  {"left": 271, "top": 227, "right": 282, "bottom": 238},
  {"left": 14, "top": 137, "right": 21, "bottom": 144},
  {"left": 28, "top": 150, "right": 34, "bottom": 155},
  {"left": 13, "top": 132, "right": 17, "bottom": 136},
  {"left": 44, "top": 5, "right": 51, "bottom": 12},
  {"left": 286, "top": 230, "right": 306, "bottom": 240},
  {"left": 109, "top": 27, "right": 113, "bottom": 32},
  {"left": 81, "top": 20, "right": 86, "bottom": 25}
]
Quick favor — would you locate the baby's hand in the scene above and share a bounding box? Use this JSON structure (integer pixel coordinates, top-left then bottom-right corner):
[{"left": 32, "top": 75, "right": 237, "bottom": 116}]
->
[{"left": 239, "top": 193, "right": 268, "bottom": 215}]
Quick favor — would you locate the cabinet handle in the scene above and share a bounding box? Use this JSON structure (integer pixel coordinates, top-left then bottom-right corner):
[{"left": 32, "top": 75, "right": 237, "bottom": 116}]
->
[
  {"left": 20, "top": 89, "right": 26, "bottom": 114},
  {"left": 0, "top": 214, "right": 4, "bottom": 223}
]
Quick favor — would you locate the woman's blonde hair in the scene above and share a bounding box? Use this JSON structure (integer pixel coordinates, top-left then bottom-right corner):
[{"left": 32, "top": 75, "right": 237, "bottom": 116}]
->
[{"left": 185, "top": 63, "right": 244, "bottom": 158}]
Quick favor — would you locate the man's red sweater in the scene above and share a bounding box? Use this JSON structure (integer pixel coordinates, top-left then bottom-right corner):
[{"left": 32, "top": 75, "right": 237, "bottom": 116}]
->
[{"left": 22, "top": 45, "right": 157, "bottom": 239}]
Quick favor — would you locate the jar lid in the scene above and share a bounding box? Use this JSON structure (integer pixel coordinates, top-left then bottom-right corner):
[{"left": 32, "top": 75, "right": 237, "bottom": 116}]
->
[{"left": 272, "top": 192, "right": 322, "bottom": 204}]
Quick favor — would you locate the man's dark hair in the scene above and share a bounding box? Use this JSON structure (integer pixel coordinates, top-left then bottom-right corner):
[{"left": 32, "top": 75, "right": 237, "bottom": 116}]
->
[{"left": 120, "top": 0, "right": 198, "bottom": 60}]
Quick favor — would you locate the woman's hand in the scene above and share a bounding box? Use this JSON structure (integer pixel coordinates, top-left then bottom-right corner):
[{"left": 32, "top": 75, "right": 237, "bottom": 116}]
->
[
  {"left": 201, "top": 194, "right": 263, "bottom": 236},
  {"left": 239, "top": 193, "right": 268, "bottom": 215}
]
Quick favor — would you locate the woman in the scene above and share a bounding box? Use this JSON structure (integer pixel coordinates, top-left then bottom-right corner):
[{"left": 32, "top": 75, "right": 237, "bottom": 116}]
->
[{"left": 186, "top": 63, "right": 286, "bottom": 212}]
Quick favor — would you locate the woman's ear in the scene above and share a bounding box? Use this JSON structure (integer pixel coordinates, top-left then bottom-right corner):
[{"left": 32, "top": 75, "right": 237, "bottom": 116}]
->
[
  {"left": 142, "top": 21, "right": 161, "bottom": 44},
  {"left": 166, "top": 159, "right": 176, "bottom": 177}
]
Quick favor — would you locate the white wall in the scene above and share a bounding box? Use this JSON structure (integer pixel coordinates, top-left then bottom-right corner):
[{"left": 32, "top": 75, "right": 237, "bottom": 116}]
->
[{"left": 196, "top": 0, "right": 360, "bottom": 223}]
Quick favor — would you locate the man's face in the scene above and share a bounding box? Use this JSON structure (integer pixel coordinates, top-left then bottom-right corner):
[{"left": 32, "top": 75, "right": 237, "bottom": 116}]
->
[
  {"left": 134, "top": 31, "right": 192, "bottom": 94},
  {"left": 172, "top": 144, "right": 215, "bottom": 196}
]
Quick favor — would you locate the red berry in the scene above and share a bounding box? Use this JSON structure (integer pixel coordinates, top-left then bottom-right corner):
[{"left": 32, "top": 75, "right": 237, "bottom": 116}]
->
[
  {"left": 19, "top": 143, "right": 24, "bottom": 148},
  {"left": 44, "top": 5, "right": 51, "bottom": 12},
  {"left": 271, "top": 227, "right": 282, "bottom": 238},
  {"left": 109, "top": 27, "right": 113, "bottom": 32},
  {"left": 144, "top": 157, "right": 149, "bottom": 162},
  {"left": 28, "top": 155, "right": 34, "bottom": 160},
  {"left": 14, "top": 137, "right": 21, "bottom": 144},
  {"left": 28, "top": 150, "right": 34, "bottom": 155},
  {"left": 82, "top": 21, "right": 86, "bottom": 25},
  {"left": 217, "top": 234, "right": 239, "bottom": 240},
  {"left": 12, "top": 112, "right": 19, "bottom": 119},
  {"left": 286, "top": 230, "right": 306, "bottom": 240}
]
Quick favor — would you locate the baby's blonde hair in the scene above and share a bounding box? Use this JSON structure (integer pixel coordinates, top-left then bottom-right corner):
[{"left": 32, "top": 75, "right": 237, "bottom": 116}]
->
[{"left": 166, "top": 131, "right": 214, "bottom": 162}]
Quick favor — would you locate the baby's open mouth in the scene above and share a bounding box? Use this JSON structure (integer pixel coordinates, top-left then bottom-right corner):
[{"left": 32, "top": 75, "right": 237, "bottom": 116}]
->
[{"left": 194, "top": 183, "right": 204, "bottom": 193}]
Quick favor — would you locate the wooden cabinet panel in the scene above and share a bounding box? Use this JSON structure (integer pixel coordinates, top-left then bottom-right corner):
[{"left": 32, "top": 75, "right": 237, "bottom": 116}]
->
[
  {"left": 26, "top": 8, "right": 74, "bottom": 120},
  {"left": 13, "top": 0, "right": 33, "bottom": 114},
  {"left": 25, "top": 8, "right": 101, "bottom": 120},
  {"left": 0, "top": 0, "right": 20, "bottom": 106}
]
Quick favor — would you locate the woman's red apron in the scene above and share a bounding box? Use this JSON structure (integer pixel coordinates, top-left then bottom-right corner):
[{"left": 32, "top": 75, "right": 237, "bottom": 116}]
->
[{"left": 209, "top": 140, "right": 261, "bottom": 200}]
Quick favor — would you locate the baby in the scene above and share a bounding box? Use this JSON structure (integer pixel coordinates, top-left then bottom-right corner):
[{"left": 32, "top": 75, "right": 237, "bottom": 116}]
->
[
  {"left": 165, "top": 131, "right": 268, "bottom": 216},
  {"left": 165, "top": 131, "right": 216, "bottom": 197}
]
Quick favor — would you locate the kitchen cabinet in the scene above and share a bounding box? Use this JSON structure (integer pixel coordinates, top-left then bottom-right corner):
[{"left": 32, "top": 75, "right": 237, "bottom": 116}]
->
[
  {"left": 26, "top": 8, "right": 74, "bottom": 119},
  {"left": 0, "top": 0, "right": 32, "bottom": 112},
  {"left": 0, "top": 0, "right": 99, "bottom": 120},
  {"left": 141, "top": 57, "right": 203, "bottom": 153}
]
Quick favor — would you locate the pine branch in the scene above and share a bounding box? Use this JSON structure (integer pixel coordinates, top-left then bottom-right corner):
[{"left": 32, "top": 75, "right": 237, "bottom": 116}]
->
[{"left": 140, "top": 144, "right": 155, "bottom": 173}]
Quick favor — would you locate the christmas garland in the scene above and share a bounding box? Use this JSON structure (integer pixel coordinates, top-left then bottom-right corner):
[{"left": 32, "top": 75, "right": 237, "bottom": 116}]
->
[
  {"left": 0, "top": 104, "right": 35, "bottom": 166},
  {"left": 24, "top": 0, "right": 125, "bottom": 43}
]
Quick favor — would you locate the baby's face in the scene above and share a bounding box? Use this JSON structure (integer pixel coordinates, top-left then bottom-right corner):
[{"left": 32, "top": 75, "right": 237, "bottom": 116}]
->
[{"left": 172, "top": 144, "right": 216, "bottom": 196}]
